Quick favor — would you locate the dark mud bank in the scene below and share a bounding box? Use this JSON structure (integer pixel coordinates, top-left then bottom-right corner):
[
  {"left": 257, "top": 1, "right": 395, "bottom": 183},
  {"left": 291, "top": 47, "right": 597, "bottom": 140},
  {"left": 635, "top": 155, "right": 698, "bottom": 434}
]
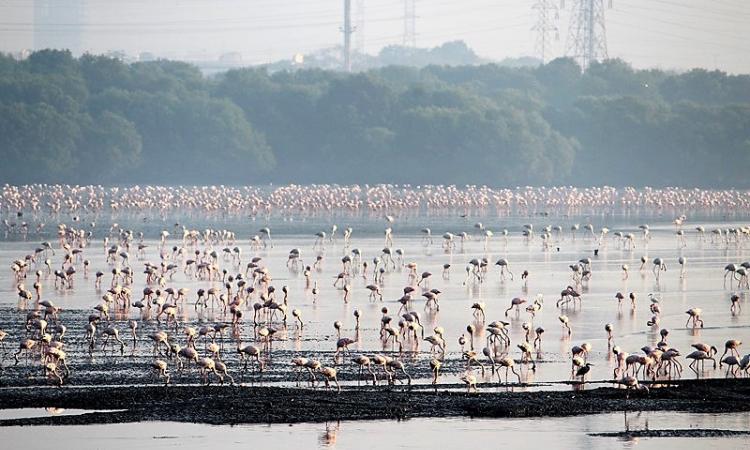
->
[
  {"left": 592, "top": 429, "right": 750, "bottom": 438},
  {"left": 1, "top": 378, "right": 749, "bottom": 426}
]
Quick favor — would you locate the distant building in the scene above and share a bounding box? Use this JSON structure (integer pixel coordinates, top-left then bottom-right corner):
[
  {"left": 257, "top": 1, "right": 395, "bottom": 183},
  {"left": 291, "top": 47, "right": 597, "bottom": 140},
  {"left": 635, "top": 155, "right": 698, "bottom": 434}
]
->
[
  {"left": 8, "top": 49, "right": 33, "bottom": 61},
  {"left": 34, "top": 0, "right": 86, "bottom": 55},
  {"left": 138, "top": 52, "right": 156, "bottom": 62},
  {"left": 105, "top": 50, "right": 128, "bottom": 62},
  {"left": 219, "top": 52, "right": 243, "bottom": 64}
]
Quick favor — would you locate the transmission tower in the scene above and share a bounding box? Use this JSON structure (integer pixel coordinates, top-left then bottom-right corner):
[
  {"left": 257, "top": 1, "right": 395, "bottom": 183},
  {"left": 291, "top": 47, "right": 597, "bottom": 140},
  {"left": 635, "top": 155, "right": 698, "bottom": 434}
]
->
[
  {"left": 565, "top": 0, "right": 611, "bottom": 70},
  {"left": 402, "top": 0, "right": 416, "bottom": 47},
  {"left": 355, "top": 0, "right": 365, "bottom": 54},
  {"left": 341, "top": 0, "right": 354, "bottom": 71},
  {"left": 531, "top": 0, "right": 560, "bottom": 64}
]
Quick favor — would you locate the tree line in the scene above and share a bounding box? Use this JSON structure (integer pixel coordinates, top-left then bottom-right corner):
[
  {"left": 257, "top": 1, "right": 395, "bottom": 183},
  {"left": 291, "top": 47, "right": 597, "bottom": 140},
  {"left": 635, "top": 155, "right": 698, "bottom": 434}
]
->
[{"left": 1, "top": 49, "right": 748, "bottom": 187}]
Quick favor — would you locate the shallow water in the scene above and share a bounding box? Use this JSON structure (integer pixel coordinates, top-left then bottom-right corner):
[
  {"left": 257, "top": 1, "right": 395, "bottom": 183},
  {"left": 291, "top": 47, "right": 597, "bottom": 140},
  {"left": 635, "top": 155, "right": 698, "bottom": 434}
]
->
[
  {"left": 2, "top": 209, "right": 749, "bottom": 385},
  {"left": 0, "top": 408, "right": 124, "bottom": 420},
  {"left": 1, "top": 412, "right": 749, "bottom": 449},
  {"left": 2, "top": 208, "right": 750, "bottom": 445}
]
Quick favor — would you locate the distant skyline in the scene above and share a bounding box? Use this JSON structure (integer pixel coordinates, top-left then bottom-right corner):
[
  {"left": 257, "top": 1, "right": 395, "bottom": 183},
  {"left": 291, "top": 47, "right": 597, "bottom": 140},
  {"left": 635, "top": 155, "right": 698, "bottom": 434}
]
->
[{"left": 0, "top": 0, "right": 748, "bottom": 73}]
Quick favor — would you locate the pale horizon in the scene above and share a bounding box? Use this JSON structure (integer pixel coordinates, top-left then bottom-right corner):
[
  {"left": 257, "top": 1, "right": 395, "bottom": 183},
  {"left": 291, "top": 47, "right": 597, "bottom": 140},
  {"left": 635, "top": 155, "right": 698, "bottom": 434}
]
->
[{"left": 0, "top": 0, "right": 748, "bottom": 73}]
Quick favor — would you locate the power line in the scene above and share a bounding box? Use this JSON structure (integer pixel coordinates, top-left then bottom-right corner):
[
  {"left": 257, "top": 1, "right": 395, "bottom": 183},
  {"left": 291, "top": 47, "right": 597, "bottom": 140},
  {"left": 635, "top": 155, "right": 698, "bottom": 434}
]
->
[
  {"left": 355, "top": 0, "right": 365, "bottom": 54},
  {"left": 648, "top": 0, "right": 750, "bottom": 19},
  {"left": 566, "top": 0, "right": 611, "bottom": 70},
  {"left": 607, "top": 17, "right": 748, "bottom": 53},
  {"left": 617, "top": 2, "right": 750, "bottom": 26},
  {"left": 531, "top": 0, "right": 560, "bottom": 64},
  {"left": 403, "top": 0, "right": 416, "bottom": 47},
  {"left": 341, "top": 0, "right": 354, "bottom": 71},
  {"left": 366, "top": 15, "right": 532, "bottom": 46},
  {"left": 610, "top": 7, "right": 748, "bottom": 43}
]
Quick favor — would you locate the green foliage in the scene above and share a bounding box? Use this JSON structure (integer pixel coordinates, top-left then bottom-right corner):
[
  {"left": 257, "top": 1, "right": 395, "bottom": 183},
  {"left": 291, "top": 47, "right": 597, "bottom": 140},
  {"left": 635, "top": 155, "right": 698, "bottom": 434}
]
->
[
  {"left": 0, "top": 102, "right": 80, "bottom": 182},
  {"left": 0, "top": 50, "right": 273, "bottom": 184},
  {"left": 79, "top": 111, "right": 142, "bottom": 183},
  {"left": 1, "top": 50, "right": 749, "bottom": 187},
  {"left": 378, "top": 41, "right": 482, "bottom": 67}
]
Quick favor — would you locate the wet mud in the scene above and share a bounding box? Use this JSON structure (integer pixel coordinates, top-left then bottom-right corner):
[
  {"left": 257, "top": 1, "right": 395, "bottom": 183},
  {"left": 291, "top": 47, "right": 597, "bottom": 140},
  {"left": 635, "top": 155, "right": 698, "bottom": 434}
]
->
[
  {"left": 592, "top": 428, "right": 750, "bottom": 438},
  {"left": 1, "top": 378, "right": 749, "bottom": 427}
]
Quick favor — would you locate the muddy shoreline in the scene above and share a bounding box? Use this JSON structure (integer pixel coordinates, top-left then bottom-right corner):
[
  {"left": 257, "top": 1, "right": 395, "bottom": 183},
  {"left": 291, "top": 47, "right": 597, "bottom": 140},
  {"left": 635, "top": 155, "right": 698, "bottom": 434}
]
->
[
  {"left": 592, "top": 429, "right": 750, "bottom": 438},
  {"left": 1, "top": 378, "right": 749, "bottom": 427}
]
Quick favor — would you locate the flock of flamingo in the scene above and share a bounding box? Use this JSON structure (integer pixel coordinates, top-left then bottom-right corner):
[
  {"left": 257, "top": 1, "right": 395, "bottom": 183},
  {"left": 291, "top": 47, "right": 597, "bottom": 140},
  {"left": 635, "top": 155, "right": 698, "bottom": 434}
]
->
[
  {"left": 2, "top": 184, "right": 750, "bottom": 219},
  {"left": 1, "top": 184, "right": 749, "bottom": 395}
]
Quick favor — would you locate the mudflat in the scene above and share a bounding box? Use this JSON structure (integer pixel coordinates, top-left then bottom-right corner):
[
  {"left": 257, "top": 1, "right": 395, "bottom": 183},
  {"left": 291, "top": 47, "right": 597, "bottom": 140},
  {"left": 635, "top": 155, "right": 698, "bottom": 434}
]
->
[{"left": 1, "top": 378, "right": 748, "bottom": 426}]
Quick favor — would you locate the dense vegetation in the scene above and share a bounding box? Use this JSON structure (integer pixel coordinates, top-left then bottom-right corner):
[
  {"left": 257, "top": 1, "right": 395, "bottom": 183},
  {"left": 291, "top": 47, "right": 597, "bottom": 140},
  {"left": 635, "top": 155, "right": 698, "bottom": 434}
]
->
[
  {"left": 1, "top": 49, "right": 749, "bottom": 187},
  {"left": 264, "top": 40, "right": 539, "bottom": 72}
]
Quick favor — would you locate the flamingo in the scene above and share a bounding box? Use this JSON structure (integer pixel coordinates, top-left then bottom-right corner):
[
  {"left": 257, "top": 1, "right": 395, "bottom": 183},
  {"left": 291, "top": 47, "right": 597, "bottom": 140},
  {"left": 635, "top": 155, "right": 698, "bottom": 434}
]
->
[
  {"left": 605, "top": 323, "right": 614, "bottom": 347},
  {"left": 319, "top": 366, "right": 341, "bottom": 392},
  {"left": 150, "top": 360, "right": 170, "bottom": 385},
  {"left": 719, "top": 340, "right": 742, "bottom": 366},
  {"left": 352, "top": 355, "right": 376, "bottom": 385},
  {"left": 559, "top": 315, "right": 572, "bottom": 337},
  {"left": 420, "top": 228, "right": 433, "bottom": 246},
  {"left": 259, "top": 227, "right": 273, "bottom": 248},
  {"left": 678, "top": 256, "right": 687, "bottom": 278},
  {"left": 725, "top": 264, "right": 738, "bottom": 287},
  {"left": 495, "top": 258, "right": 513, "bottom": 280},
  {"left": 429, "top": 358, "right": 442, "bottom": 385},
  {"left": 685, "top": 308, "right": 704, "bottom": 328},
  {"left": 730, "top": 294, "right": 741, "bottom": 314},
  {"left": 387, "top": 359, "right": 411, "bottom": 385},
  {"left": 460, "top": 370, "right": 479, "bottom": 393},
  {"left": 505, "top": 297, "right": 527, "bottom": 316},
  {"left": 496, "top": 355, "right": 522, "bottom": 383},
  {"left": 652, "top": 257, "right": 666, "bottom": 282},
  {"left": 618, "top": 375, "right": 649, "bottom": 398}
]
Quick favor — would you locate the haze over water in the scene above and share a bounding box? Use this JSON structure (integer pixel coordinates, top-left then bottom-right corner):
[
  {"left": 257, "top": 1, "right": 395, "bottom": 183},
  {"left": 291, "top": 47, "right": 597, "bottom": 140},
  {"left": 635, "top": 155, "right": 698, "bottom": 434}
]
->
[
  {"left": 2, "top": 185, "right": 750, "bottom": 449},
  {"left": 3, "top": 207, "right": 749, "bottom": 376}
]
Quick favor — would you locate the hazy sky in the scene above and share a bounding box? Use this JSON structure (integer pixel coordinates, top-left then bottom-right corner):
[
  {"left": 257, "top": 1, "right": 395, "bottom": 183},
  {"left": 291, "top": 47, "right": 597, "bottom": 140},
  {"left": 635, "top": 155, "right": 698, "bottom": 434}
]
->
[{"left": 0, "top": 0, "right": 748, "bottom": 73}]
